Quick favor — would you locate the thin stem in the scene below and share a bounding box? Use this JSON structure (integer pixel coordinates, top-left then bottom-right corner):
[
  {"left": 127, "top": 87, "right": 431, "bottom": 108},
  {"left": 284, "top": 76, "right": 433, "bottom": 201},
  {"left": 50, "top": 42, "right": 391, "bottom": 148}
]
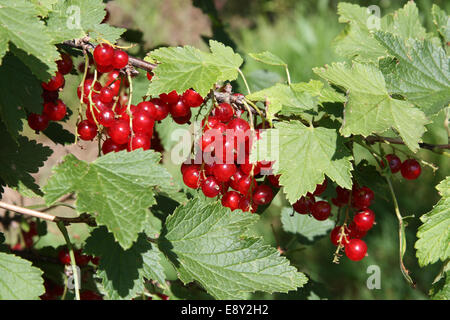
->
[
  {"left": 445, "top": 106, "right": 450, "bottom": 143},
  {"left": 385, "top": 176, "right": 416, "bottom": 287},
  {"left": 0, "top": 201, "right": 96, "bottom": 226},
  {"left": 57, "top": 221, "right": 80, "bottom": 300},
  {"left": 0, "top": 201, "right": 57, "bottom": 222},
  {"left": 238, "top": 68, "right": 251, "bottom": 95},
  {"left": 285, "top": 66, "right": 291, "bottom": 85}
]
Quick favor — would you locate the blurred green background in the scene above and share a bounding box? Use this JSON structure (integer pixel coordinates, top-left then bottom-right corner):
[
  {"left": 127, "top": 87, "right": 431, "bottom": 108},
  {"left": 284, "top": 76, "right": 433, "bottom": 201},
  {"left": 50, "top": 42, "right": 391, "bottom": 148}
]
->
[
  {"left": 18, "top": 0, "right": 448, "bottom": 300},
  {"left": 107, "top": 0, "right": 449, "bottom": 300}
]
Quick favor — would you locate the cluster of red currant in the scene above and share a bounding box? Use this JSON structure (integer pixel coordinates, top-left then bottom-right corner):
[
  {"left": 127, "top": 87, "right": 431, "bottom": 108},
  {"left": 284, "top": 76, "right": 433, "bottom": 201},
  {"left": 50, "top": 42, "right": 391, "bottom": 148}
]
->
[
  {"left": 76, "top": 43, "right": 204, "bottom": 154},
  {"left": 384, "top": 154, "right": 421, "bottom": 180},
  {"left": 291, "top": 179, "right": 330, "bottom": 220},
  {"left": 181, "top": 104, "right": 280, "bottom": 212},
  {"left": 329, "top": 185, "right": 375, "bottom": 261},
  {"left": 27, "top": 53, "right": 72, "bottom": 132}
]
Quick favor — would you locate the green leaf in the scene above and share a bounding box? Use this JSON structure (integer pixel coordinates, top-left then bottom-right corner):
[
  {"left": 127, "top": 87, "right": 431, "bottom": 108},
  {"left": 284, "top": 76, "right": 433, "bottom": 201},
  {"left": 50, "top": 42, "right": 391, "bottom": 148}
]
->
[
  {"left": 388, "top": 1, "right": 427, "bottom": 40},
  {"left": 247, "top": 81, "right": 345, "bottom": 121},
  {"left": 208, "top": 40, "right": 243, "bottom": 81},
  {"left": 314, "top": 62, "right": 428, "bottom": 152},
  {"left": 159, "top": 197, "right": 307, "bottom": 299},
  {"left": 147, "top": 41, "right": 243, "bottom": 97},
  {"left": 0, "top": 123, "right": 52, "bottom": 195},
  {"left": 415, "top": 177, "right": 450, "bottom": 267},
  {"left": 430, "top": 269, "right": 450, "bottom": 300},
  {"left": 0, "top": 252, "right": 44, "bottom": 299},
  {"left": 249, "top": 51, "right": 287, "bottom": 66},
  {"left": 84, "top": 227, "right": 166, "bottom": 300},
  {"left": 0, "top": 54, "right": 44, "bottom": 138},
  {"left": 334, "top": 2, "right": 428, "bottom": 62},
  {"left": 46, "top": 0, "right": 125, "bottom": 44},
  {"left": 375, "top": 31, "right": 450, "bottom": 116},
  {"left": 250, "top": 121, "right": 353, "bottom": 203},
  {"left": 281, "top": 207, "right": 334, "bottom": 241},
  {"left": 245, "top": 70, "right": 283, "bottom": 91},
  {"left": 43, "top": 150, "right": 180, "bottom": 249},
  {"left": 0, "top": 0, "right": 59, "bottom": 79},
  {"left": 246, "top": 83, "right": 315, "bottom": 120},
  {"left": 334, "top": 2, "right": 386, "bottom": 61},
  {"left": 431, "top": 5, "right": 450, "bottom": 44}
]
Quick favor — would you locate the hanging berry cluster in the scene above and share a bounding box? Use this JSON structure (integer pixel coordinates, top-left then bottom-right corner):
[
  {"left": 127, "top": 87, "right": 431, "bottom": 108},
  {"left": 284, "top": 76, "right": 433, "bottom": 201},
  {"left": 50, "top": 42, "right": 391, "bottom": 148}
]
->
[
  {"left": 384, "top": 154, "right": 422, "bottom": 180},
  {"left": 76, "top": 43, "right": 205, "bottom": 154},
  {"left": 27, "top": 53, "right": 72, "bottom": 132},
  {"left": 181, "top": 101, "right": 280, "bottom": 213}
]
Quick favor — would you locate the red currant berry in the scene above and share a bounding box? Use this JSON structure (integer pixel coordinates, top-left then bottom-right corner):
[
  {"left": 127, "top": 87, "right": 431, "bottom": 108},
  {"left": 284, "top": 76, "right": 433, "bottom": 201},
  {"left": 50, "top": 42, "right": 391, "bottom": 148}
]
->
[
  {"left": 170, "top": 99, "right": 190, "bottom": 118},
  {"left": 99, "top": 86, "right": 115, "bottom": 103},
  {"left": 267, "top": 174, "right": 280, "bottom": 188},
  {"left": 238, "top": 197, "right": 257, "bottom": 213},
  {"left": 227, "top": 118, "right": 250, "bottom": 139},
  {"left": 78, "top": 79, "right": 102, "bottom": 103},
  {"left": 183, "top": 165, "right": 201, "bottom": 189},
  {"left": 42, "top": 71, "right": 65, "bottom": 91},
  {"left": 229, "top": 169, "right": 245, "bottom": 191},
  {"left": 332, "top": 186, "right": 350, "bottom": 207},
  {"left": 173, "top": 109, "right": 192, "bottom": 124},
  {"left": 345, "top": 239, "right": 367, "bottom": 261},
  {"left": 98, "top": 108, "right": 115, "bottom": 127},
  {"left": 215, "top": 103, "right": 234, "bottom": 123},
  {"left": 108, "top": 79, "right": 121, "bottom": 96},
  {"left": 150, "top": 98, "right": 169, "bottom": 121},
  {"left": 74, "top": 249, "right": 90, "bottom": 267},
  {"left": 240, "top": 157, "right": 261, "bottom": 175},
  {"left": 96, "top": 63, "right": 114, "bottom": 74},
  {"left": 127, "top": 133, "right": 151, "bottom": 151},
  {"left": 311, "top": 201, "right": 331, "bottom": 221},
  {"left": 352, "top": 186, "right": 374, "bottom": 209},
  {"left": 93, "top": 43, "right": 114, "bottom": 66},
  {"left": 313, "top": 179, "right": 328, "bottom": 196},
  {"left": 212, "top": 163, "right": 237, "bottom": 182},
  {"left": 136, "top": 101, "right": 157, "bottom": 119},
  {"left": 132, "top": 110, "right": 155, "bottom": 134},
  {"left": 159, "top": 90, "right": 179, "bottom": 105},
  {"left": 252, "top": 185, "right": 273, "bottom": 206},
  {"left": 385, "top": 154, "right": 402, "bottom": 173},
  {"left": 201, "top": 176, "right": 222, "bottom": 197},
  {"left": 43, "top": 99, "right": 67, "bottom": 121},
  {"left": 237, "top": 175, "right": 256, "bottom": 196},
  {"left": 202, "top": 116, "right": 220, "bottom": 130},
  {"left": 182, "top": 89, "right": 203, "bottom": 108},
  {"left": 112, "top": 49, "right": 129, "bottom": 69},
  {"left": 330, "top": 225, "right": 350, "bottom": 246},
  {"left": 221, "top": 191, "right": 242, "bottom": 211},
  {"left": 58, "top": 249, "right": 71, "bottom": 265},
  {"left": 107, "top": 119, "right": 130, "bottom": 144},
  {"left": 77, "top": 120, "right": 97, "bottom": 140},
  {"left": 348, "top": 222, "right": 367, "bottom": 239},
  {"left": 56, "top": 53, "right": 73, "bottom": 75},
  {"left": 28, "top": 113, "right": 49, "bottom": 132},
  {"left": 293, "top": 195, "right": 315, "bottom": 214},
  {"left": 102, "top": 138, "right": 125, "bottom": 154},
  {"left": 90, "top": 256, "right": 100, "bottom": 265},
  {"left": 181, "top": 159, "right": 194, "bottom": 175},
  {"left": 400, "top": 159, "right": 421, "bottom": 180},
  {"left": 353, "top": 208, "right": 375, "bottom": 231},
  {"left": 146, "top": 72, "right": 153, "bottom": 81}
]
